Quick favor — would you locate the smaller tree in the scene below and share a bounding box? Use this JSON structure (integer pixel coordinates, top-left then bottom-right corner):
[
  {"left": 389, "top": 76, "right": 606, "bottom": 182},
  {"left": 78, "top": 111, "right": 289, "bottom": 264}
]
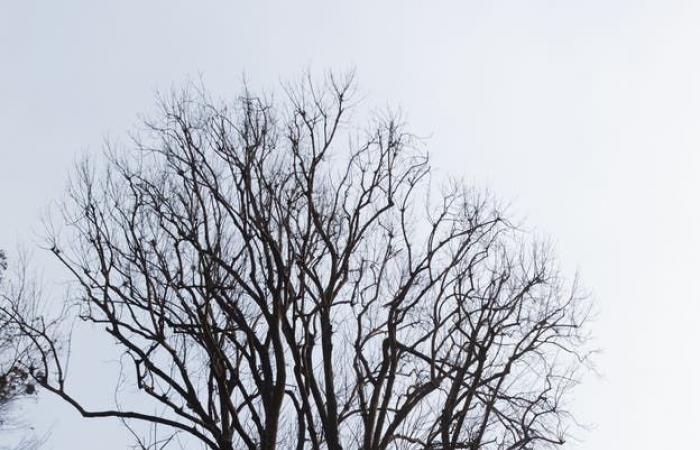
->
[{"left": 0, "top": 250, "right": 44, "bottom": 450}]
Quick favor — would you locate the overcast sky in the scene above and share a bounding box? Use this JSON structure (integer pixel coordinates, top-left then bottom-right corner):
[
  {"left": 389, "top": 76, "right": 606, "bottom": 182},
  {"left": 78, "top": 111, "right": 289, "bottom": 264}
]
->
[{"left": 2, "top": 1, "right": 700, "bottom": 449}]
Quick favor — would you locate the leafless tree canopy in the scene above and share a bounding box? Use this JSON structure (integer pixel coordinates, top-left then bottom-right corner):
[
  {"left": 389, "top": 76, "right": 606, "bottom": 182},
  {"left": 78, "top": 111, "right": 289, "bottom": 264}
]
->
[
  {"left": 0, "top": 251, "right": 34, "bottom": 412},
  {"left": 12, "top": 75, "right": 590, "bottom": 450},
  {"left": 0, "top": 251, "right": 43, "bottom": 450}
]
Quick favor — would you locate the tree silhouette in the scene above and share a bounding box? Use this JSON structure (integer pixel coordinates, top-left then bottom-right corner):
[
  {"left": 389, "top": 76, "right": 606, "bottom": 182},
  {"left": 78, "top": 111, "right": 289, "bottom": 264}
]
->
[
  {"left": 10, "top": 74, "right": 591, "bottom": 450},
  {"left": 0, "top": 250, "right": 42, "bottom": 450}
]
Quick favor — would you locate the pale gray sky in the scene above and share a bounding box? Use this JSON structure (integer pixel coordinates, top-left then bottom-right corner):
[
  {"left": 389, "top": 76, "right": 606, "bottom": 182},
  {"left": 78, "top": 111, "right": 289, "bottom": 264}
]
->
[{"left": 2, "top": 1, "right": 699, "bottom": 449}]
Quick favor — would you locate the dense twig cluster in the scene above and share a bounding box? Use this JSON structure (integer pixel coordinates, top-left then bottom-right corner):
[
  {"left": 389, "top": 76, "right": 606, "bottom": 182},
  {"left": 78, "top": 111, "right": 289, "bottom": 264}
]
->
[
  {"left": 0, "top": 252, "right": 36, "bottom": 415},
  {"left": 8, "top": 75, "right": 590, "bottom": 450},
  {"left": 0, "top": 251, "right": 45, "bottom": 450}
]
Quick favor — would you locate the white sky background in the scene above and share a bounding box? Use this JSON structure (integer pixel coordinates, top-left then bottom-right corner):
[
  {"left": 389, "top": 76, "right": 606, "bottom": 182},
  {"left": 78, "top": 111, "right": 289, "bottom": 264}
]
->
[{"left": 1, "top": 1, "right": 699, "bottom": 448}]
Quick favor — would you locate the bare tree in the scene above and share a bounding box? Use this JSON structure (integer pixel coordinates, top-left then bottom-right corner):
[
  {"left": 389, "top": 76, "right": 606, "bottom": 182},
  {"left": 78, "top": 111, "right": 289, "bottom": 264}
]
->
[
  {"left": 0, "top": 250, "right": 43, "bottom": 450},
  {"left": 11, "top": 74, "right": 591, "bottom": 450}
]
